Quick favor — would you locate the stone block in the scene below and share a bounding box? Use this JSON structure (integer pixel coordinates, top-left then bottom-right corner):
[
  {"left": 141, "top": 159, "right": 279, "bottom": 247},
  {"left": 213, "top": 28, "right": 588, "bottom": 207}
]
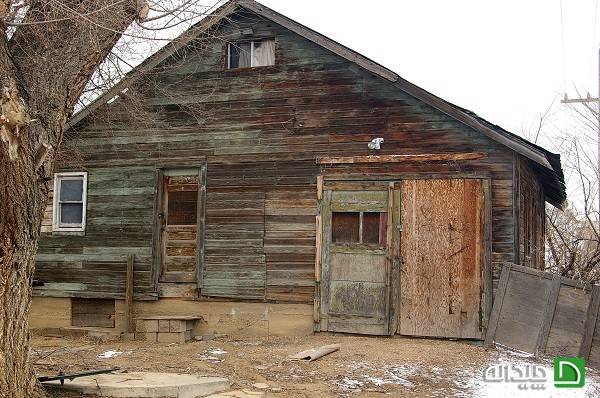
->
[
  {"left": 158, "top": 320, "right": 170, "bottom": 333},
  {"left": 134, "top": 332, "right": 157, "bottom": 342},
  {"left": 136, "top": 319, "right": 159, "bottom": 333},
  {"left": 157, "top": 332, "right": 186, "bottom": 344},
  {"left": 169, "top": 320, "right": 187, "bottom": 333}
]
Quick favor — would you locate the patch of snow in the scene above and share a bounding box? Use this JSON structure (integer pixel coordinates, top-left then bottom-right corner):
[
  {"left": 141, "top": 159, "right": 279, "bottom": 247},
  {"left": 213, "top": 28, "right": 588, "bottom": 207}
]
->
[
  {"left": 337, "top": 376, "right": 364, "bottom": 390},
  {"left": 455, "top": 354, "right": 600, "bottom": 398},
  {"left": 207, "top": 348, "right": 227, "bottom": 355},
  {"left": 96, "top": 350, "right": 128, "bottom": 359},
  {"left": 196, "top": 354, "right": 223, "bottom": 363}
]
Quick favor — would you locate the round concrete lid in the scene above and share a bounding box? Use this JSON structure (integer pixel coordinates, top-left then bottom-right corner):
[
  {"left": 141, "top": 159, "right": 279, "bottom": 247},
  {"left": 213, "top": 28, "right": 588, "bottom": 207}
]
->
[{"left": 44, "top": 372, "right": 230, "bottom": 398}]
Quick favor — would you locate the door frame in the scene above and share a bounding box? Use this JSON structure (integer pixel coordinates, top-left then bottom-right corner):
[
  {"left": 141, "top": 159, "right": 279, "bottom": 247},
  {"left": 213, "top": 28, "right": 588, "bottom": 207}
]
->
[
  {"left": 317, "top": 180, "right": 396, "bottom": 335},
  {"left": 315, "top": 174, "right": 492, "bottom": 337},
  {"left": 151, "top": 165, "right": 207, "bottom": 287}
]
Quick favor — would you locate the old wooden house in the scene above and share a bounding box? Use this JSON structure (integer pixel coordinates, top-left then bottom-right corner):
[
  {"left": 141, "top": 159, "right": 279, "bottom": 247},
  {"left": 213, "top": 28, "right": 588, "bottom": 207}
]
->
[{"left": 30, "top": 0, "right": 566, "bottom": 340}]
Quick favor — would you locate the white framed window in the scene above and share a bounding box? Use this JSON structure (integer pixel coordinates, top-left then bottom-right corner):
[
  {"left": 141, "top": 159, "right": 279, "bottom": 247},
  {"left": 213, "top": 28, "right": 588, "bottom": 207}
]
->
[
  {"left": 52, "top": 172, "right": 88, "bottom": 232},
  {"left": 227, "top": 39, "right": 275, "bottom": 69}
]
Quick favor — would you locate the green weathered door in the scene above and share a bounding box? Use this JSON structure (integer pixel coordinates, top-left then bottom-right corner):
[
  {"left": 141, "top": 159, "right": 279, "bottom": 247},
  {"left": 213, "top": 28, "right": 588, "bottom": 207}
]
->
[{"left": 320, "top": 185, "right": 396, "bottom": 335}]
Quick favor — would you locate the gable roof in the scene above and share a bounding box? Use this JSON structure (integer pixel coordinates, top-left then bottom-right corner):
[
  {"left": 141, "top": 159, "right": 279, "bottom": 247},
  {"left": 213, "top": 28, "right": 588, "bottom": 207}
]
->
[{"left": 67, "top": 0, "right": 566, "bottom": 207}]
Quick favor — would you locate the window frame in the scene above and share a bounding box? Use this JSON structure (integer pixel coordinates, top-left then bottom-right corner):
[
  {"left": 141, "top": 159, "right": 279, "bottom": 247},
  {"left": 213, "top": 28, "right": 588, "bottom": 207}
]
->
[
  {"left": 227, "top": 39, "right": 275, "bottom": 69},
  {"left": 331, "top": 210, "right": 387, "bottom": 247},
  {"left": 52, "top": 171, "right": 88, "bottom": 232}
]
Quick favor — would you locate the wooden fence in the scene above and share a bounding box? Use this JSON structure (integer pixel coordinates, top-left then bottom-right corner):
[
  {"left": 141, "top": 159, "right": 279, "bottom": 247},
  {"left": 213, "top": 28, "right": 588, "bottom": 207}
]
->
[{"left": 484, "top": 263, "right": 600, "bottom": 367}]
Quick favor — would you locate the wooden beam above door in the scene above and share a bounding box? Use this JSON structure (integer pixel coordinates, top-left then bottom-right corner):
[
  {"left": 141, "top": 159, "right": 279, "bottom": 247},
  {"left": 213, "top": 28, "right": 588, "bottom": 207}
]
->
[{"left": 316, "top": 152, "right": 487, "bottom": 165}]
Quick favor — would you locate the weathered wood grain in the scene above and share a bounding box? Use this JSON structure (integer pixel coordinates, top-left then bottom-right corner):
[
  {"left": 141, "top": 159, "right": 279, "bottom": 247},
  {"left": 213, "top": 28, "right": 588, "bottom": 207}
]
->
[
  {"left": 399, "top": 179, "right": 484, "bottom": 339},
  {"left": 317, "top": 152, "right": 486, "bottom": 164}
]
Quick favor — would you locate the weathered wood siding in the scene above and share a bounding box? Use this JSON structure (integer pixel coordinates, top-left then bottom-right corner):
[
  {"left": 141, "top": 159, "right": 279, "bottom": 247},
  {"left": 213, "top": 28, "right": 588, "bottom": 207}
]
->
[
  {"left": 36, "top": 166, "right": 156, "bottom": 299},
  {"left": 516, "top": 156, "right": 545, "bottom": 269},
  {"left": 35, "top": 11, "right": 531, "bottom": 302}
]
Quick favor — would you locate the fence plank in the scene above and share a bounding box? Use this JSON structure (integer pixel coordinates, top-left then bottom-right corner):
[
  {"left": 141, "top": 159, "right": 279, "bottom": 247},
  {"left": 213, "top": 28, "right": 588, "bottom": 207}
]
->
[
  {"left": 484, "top": 263, "right": 511, "bottom": 347},
  {"left": 535, "top": 274, "right": 561, "bottom": 355},
  {"left": 579, "top": 285, "right": 600, "bottom": 359}
]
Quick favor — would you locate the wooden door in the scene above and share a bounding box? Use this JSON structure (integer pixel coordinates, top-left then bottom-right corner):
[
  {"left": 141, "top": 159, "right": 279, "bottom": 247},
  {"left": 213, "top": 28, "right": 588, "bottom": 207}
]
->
[
  {"left": 399, "top": 179, "right": 485, "bottom": 339},
  {"left": 320, "top": 185, "right": 395, "bottom": 335},
  {"left": 160, "top": 169, "right": 204, "bottom": 283}
]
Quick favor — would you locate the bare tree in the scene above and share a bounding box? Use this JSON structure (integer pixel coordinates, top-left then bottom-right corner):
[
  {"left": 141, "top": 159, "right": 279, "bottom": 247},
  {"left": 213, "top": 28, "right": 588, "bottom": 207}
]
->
[
  {"left": 0, "top": 1, "right": 222, "bottom": 396},
  {"left": 538, "top": 94, "right": 600, "bottom": 284}
]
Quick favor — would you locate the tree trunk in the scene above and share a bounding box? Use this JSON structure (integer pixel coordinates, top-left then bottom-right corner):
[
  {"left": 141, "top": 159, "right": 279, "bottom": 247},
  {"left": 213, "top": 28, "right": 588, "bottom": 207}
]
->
[{"left": 0, "top": 2, "right": 138, "bottom": 396}]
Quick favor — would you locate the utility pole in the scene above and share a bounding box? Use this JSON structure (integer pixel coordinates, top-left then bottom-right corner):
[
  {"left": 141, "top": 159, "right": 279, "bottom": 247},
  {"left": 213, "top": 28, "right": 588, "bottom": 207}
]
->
[{"left": 561, "top": 47, "right": 600, "bottom": 220}]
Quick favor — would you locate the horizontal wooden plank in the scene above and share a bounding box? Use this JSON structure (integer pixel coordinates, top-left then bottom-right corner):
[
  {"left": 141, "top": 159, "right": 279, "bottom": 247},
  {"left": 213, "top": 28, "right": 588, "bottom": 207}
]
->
[{"left": 317, "top": 152, "right": 487, "bottom": 164}]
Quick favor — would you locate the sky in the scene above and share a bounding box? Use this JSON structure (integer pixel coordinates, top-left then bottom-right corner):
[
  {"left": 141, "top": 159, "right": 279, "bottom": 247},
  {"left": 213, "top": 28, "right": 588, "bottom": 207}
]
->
[
  {"left": 248, "top": 0, "right": 600, "bottom": 207},
  {"left": 116, "top": 0, "right": 599, "bottom": 205},
  {"left": 257, "top": 0, "right": 599, "bottom": 139}
]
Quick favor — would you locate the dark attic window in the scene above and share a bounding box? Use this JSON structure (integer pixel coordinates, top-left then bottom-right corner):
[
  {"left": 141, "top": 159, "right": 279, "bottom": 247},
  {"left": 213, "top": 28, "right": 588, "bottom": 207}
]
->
[{"left": 228, "top": 39, "right": 275, "bottom": 69}]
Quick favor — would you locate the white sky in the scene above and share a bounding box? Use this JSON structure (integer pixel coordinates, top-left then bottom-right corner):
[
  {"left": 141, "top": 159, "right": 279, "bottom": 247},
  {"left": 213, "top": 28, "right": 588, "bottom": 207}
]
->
[
  {"left": 252, "top": 0, "right": 600, "bottom": 206},
  {"left": 259, "top": 0, "right": 599, "bottom": 138}
]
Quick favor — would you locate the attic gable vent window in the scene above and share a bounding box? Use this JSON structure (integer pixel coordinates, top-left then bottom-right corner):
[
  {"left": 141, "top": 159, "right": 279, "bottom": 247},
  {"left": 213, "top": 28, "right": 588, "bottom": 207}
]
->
[
  {"left": 228, "top": 39, "right": 275, "bottom": 69},
  {"left": 52, "top": 172, "right": 88, "bottom": 232}
]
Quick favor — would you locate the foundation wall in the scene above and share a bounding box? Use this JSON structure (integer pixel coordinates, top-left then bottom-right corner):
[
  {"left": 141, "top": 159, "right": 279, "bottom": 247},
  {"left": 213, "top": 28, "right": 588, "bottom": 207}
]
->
[
  {"left": 30, "top": 297, "right": 314, "bottom": 337},
  {"left": 29, "top": 297, "right": 72, "bottom": 329}
]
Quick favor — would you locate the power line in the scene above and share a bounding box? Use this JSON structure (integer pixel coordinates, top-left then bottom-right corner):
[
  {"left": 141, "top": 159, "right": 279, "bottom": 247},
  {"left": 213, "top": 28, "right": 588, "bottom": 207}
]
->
[
  {"left": 591, "top": 0, "right": 599, "bottom": 83},
  {"left": 560, "top": 0, "right": 567, "bottom": 92}
]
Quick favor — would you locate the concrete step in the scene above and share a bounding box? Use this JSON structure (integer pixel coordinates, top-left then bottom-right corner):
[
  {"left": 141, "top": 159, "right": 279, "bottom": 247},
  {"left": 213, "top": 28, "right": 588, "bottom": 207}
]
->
[{"left": 135, "top": 316, "right": 202, "bottom": 343}]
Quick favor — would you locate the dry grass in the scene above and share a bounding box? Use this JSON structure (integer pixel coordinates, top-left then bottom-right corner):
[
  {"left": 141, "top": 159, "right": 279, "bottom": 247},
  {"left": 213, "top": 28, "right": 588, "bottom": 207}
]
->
[{"left": 32, "top": 333, "right": 600, "bottom": 397}]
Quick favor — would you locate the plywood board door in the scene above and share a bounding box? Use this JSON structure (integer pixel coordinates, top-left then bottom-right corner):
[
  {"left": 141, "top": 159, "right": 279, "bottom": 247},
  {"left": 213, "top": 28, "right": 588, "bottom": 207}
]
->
[
  {"left": 399, "top": 179, "right": 485, "bottom": 339},
  {"left": 320, "top": 186, "right": 396, "bottom": 335},
  {"left": 159, "top": 168, "right": 205, "bottom": 284}
]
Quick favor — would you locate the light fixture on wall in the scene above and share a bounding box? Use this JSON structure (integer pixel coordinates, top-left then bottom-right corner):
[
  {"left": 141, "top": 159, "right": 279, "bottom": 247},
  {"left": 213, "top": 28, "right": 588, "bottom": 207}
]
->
[{"left": 368, "top": 137, "right": 384, "bottom": 150}]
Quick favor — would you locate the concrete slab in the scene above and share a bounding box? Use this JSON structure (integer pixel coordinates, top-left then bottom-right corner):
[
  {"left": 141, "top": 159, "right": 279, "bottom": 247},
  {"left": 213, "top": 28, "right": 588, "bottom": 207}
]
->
[{"left": 43, "top": 372, "right": 230, "bottom": 398}]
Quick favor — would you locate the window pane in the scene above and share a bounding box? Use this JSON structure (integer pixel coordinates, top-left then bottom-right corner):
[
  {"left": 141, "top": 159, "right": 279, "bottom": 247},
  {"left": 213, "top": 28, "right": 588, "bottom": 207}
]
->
[
  {"left": 253, "top": 40, "right": 275, "bottom": 66},
  {"left": 332, "top": 212, "right": 360, "bottom": 243},
  {"left": 229, "top": 42, "right": 251, "bottom": 68},
  {"left": 60, "top": 179, "right": 83, "bottom": 201},
  {"left": 168, "top": 190, "right": 198, "bottom": 225},
  {"left": 363, "top": 212, "right": 387, "bottom": 245},
  {"left": 60, "top": 203, "right": 83, "bottom": 225}
]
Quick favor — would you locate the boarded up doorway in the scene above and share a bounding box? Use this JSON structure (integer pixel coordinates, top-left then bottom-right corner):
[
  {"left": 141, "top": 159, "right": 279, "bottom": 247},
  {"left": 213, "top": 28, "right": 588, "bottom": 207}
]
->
[
  {"left": 157, "top": 168, "right": 206, "bottom": 285},
  {"left": 399, "top": 179, "right": 486, "bottom": 339}
]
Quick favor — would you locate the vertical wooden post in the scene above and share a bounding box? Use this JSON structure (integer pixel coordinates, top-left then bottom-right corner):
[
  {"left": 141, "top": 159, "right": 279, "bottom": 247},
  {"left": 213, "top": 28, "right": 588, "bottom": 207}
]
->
[
  {"left": 482, "top": 179, "right": 493, "bottom": 332},
  {"left": 579, "top": 285, "right": 600, "bottom": 359},
  {"left": 386, "top": 182, "right": 396, "bottom": 335},
  {"left": 314, "top": 176, "right": 324, "bottom": 329},
  {"left": 315, "top": 215, "right": 322, "bottom": 283},
  {"left": 125, "top": 254, "right": 135, "bottom": 334},
  {"left": 197, "top": 165, "right": 207, "bottom": 289}
]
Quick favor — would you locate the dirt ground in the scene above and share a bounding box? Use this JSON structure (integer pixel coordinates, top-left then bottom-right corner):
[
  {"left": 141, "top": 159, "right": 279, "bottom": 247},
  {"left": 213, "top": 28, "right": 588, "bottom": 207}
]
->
[{"left": 32, "top": 334, "right": 600, "bottom": 398}]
